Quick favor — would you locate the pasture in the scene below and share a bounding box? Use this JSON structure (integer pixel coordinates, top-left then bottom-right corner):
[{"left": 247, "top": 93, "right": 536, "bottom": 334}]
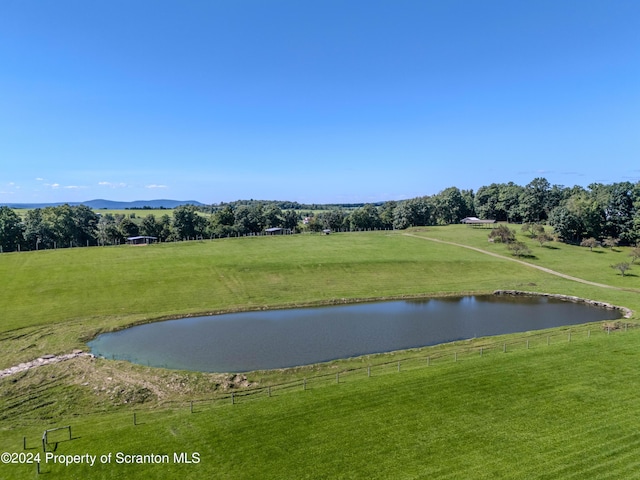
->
[{"left": 1, "top": 226, "right": 639, "bottom": 479}]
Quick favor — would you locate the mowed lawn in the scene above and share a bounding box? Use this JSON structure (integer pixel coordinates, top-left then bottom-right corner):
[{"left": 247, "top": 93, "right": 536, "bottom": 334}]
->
[
  {"left": 2, "top": 227, "right": 640, "bottom": 479},
  {"left": 3, "top": 328, "right": 640, "bottom": 479},
  {"left": 412, "top": 225, "right": 640, "bottom": 290},
  {"left": 0, "top": 231, "right": 575, "bottom": 335}
]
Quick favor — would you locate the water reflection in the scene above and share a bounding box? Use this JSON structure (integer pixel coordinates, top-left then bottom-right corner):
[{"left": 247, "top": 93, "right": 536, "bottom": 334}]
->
[{"left": 88, "top": 295, "right": 620, "bottom": 373}]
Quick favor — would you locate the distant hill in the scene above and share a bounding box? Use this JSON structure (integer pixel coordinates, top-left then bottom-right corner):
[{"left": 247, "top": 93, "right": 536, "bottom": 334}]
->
[{"left": 2, "top": 199, "right": 204, "bottom": 209}]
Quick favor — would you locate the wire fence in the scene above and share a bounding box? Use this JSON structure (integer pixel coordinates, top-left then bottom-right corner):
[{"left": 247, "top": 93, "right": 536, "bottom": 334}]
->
[
  {"left": 177, "top": 320, "right": 637, "bottom": 413},
  {"left": 13, "top": 320, "right": 637, "bottom": 437}
]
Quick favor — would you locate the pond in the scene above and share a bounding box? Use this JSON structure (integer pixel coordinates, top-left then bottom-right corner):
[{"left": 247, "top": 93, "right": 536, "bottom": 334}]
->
[{"left": 88, "top": 295, "right": 621, "bottom": 373}]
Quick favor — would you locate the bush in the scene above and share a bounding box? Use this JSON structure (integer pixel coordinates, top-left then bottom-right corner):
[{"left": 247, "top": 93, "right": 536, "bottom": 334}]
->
[
  {"left": 488, "top": 225, "right": 516, "bottom": 244},
  {"left": 507, "top": 241, "right": 532, "bottom": 258},
  {"left": 580, "top": 237, "right": 600, "bottom": 251}
]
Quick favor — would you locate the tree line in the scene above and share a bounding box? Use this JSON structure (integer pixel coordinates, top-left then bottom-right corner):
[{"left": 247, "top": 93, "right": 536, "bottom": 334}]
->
[{"left": 1, "top": 177, "right": 639, "bottom": 253}]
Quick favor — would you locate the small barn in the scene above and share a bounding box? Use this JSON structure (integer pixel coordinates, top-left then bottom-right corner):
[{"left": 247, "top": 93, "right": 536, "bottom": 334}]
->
[
  {"left": 460, "top": 217, "right": 496, "bottom": 228},
  {"left": 126, "top": 236, "right": 157, "bottom": 245},
  {"left": 264, "top": 227, "right": 291, "bottom": 235}
]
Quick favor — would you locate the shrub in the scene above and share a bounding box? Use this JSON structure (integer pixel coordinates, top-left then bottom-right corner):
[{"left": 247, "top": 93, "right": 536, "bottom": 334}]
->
[{"left": 488, "top": 225, "right": 516, "bottom": 244}]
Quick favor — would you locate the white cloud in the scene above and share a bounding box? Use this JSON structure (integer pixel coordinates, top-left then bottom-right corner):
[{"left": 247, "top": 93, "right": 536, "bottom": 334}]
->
[
  {"left": 63, "top": 185, "right": 86, "bottom": 189},
  {"left": 146, "top": 184, "right": 168, "bottom": 189},
  {"left": 98, "top": 181, "right": 128, "bottom": 188},
  {"left": 35, "top": 178, "right": 44, "bottom": 181}
]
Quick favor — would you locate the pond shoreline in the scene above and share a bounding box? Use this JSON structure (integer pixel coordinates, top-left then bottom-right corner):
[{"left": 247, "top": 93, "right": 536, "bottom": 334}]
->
[
  {"left": 2, "top": 291, "right": 633, "bottom": 379},
  {"left": 493, "top": 290, "right": 633, "bottom": 318},
  {"left": 88, "top": 291, "right": 630, "bottom": 373},
  {"left": 0, "top": 350, "right": 94, "bottom": 379}
]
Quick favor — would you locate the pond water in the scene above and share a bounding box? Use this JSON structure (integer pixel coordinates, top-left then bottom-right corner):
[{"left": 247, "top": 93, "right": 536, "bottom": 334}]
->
[{"left": 88, "top": 295, "right": 621, "bottom": 373}]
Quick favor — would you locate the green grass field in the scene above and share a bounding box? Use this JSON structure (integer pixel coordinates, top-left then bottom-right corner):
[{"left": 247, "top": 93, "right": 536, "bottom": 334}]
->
[{"left": 1, "top": 226, "right": 639, "bottom": 479}]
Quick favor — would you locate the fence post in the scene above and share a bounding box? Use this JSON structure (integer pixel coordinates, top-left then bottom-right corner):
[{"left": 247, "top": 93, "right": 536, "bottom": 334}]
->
[
  {"left": 588, "top": 329, "right": 591, "bottom": 339},
  {"left": 23, "top": 436, "right": 26, "bottom": 450},
  {"left": 397, "top": 361, "right": 401, "bottom": 372},
  {"left": 232, "top": 393, "right": 235, "bottom": 405},
  {"left": 503, "top": 343, "right": 506, "bottom": 353},
  {"left": 454, "top": 352, "right": 457, "bottom": 362},
  {"left": 526, "top": 340, "right": 529, "bottom": 349},
  {"left": 133, "top": 413, "right": 137, "bottom": 425},
  {"left": 303, "top": 378, "right": 306, "bottom": 390},
  {"left": 568, "top": 332, "right": 571, "bottom": 342},
  {"left": 190, "top": 401, "right": 193, "bottom": 414}
]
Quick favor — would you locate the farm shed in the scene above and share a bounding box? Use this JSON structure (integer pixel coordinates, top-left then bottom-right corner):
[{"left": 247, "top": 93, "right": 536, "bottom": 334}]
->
[
  {"left": 126, "top": 236, "right": 157, "bottom": 245},
  {"left": 264, "top": 227, "right": 292, "bottom": 235},
  {"left": 460, "top": 217, "right": 496, "bottom": 227}
]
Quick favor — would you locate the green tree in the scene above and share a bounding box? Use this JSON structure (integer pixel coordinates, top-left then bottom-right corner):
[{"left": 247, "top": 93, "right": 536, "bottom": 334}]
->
[
  {"left": 432, "top": 187, "right": 469, "bottom": 225},
  {"left": 140, "top": 214, "right": 162, "bottom": 238},
  {"left": 521, "top": 223, "right": 536, "bottom": 238},
  {"left": 603, "top": 182, "right": 635, "bottom": 244},
  {"left": 233, "top": 204, "right": 265, "bottom": 234},
  {"left": 158, "top": 214, "right": 173, "bottom": 241},
  {"left": 580, "top": 237, "right": 600, "bottom": 252},
  {"left": 173, "top": 205, "right": 206, "bottom": 240},
  {"left": 549, "top": 192, "right": 603, "bottom": 243},
  {"left": 23, "top": 208, "right": 53, "bottom": 250},
  {"left": 519, "top": 177, "right": 551, "bottom": 223},
  {"left": 488, "top": 225, "right": 516, "bottom": 244},
  {"left": 393, "top": 197, "right": 432, "bottom": 229},
  {"left": 282, "top": 210, "right": 300, "bottom": 231},
  {"left": 602, "top": 236, "right": 620, "bottom": 250},
  {"left": 379, "top": 201, "right": 397, "bottom": 229},
  {"left": 348, "top": 204, "right": 381, "bottom": 231},
  {"left": 208, "top": 206, "right": 236, "bottom": 238},
  {"left": 96, "top": 214, "right": 122, "bottom": 245},
  {"left": 118, "top": 217, "right": 139, "bottom": 238},
  {"left": 611, "top": 262, "right": 631, "bottom": 277},
  {"left": 44, "top": 205, "right": 76, "bottom": 247},
  {"left": 474, "top": 182, "right": 523, "bottom": 222},
  {"left": 319, "top": 210, "right": 347, "bottom": 231},
  {"left": 536, "top": 231, "right": 554, "bottom": 247},
  {"left": 507, "top": 241, "right": 532, "bottom": 258},
  {"left": 305, "top": 216, "right": 324, "bottom": 233},
  {"left": 0, "top": 207, "right": 24, "bottom": 252},
  {"left": 474, "top": 184, "right": 501, "bottom": 220},
  {"left": 263, "top": 205, "right": 283, "bottom": 228},
  {"left": 71, "top": 205, "right": 99, "bottom": 246}
]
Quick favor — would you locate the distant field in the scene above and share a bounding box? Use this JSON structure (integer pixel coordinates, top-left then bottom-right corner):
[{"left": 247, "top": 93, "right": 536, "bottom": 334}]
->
[
  {"left": 1, "top": 226, "right": 639, "bottom": 479},
  {"left": 93, "top": 209, "right": 179, "bottom": 218},
  {"left": 9, "top": 208, "right": 181, "bottom": 221}
]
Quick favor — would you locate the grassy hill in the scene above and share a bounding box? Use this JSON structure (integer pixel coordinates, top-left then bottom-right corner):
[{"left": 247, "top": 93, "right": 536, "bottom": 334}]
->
[{"left": 1, "top": 226, "right": 639, "bottom": 479}]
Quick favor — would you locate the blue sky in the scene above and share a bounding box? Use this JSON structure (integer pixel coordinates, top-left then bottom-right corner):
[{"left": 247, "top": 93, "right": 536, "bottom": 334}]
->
[{"left": 1, "top": 1, "right": 638, "bottom": 205}]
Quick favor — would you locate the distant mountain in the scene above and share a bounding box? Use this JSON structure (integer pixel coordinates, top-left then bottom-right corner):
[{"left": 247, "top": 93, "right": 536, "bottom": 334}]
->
[{"left": 2, "top": 199, "right": 204, "bottom": 209}]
